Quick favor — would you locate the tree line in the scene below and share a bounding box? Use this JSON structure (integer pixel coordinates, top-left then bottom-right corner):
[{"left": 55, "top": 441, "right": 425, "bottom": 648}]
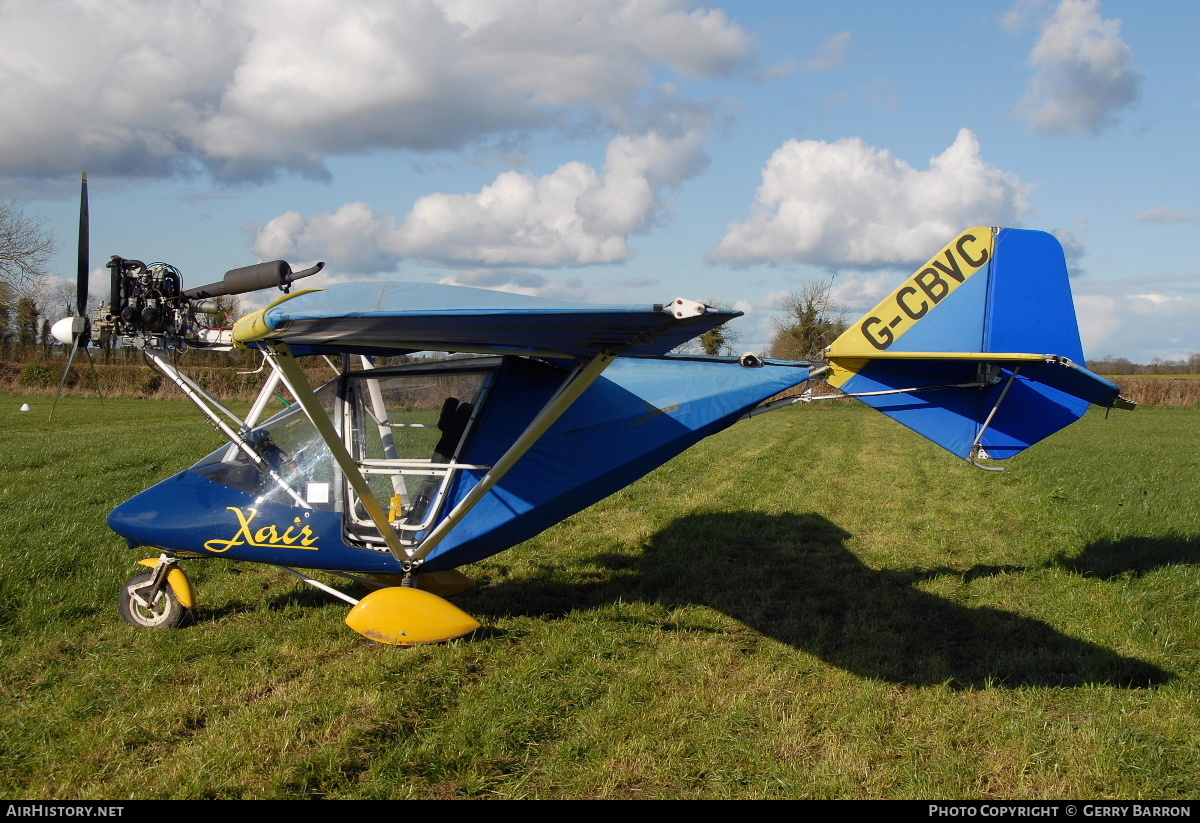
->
[
  {"left": 1084, "top": 354, "right": 1200, "bottom": 376},
  {"left": 0, "top": 199, "right": 70, "bottom": 359},
  {"left": 0, "top": 279, "right": 74, "bottom": 359}
]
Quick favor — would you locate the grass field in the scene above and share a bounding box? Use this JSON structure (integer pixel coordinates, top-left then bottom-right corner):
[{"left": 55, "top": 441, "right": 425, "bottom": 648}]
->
[{"left": 1, "top": 393, "right": 1198, "bottom": 799}]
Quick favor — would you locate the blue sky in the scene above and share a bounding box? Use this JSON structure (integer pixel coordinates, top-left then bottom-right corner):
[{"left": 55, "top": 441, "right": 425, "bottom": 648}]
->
[{"left": 4, "top": 0, "right": 1197, "bottom": 362}]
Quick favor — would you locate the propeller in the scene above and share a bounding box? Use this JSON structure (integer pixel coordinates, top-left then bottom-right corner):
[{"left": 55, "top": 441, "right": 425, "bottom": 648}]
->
[
  {"left": 45, "top": 174, "right": 323, "bottom": 419},
  {"left": 77, "top": 170, "right": 88, "bottom": 320},
  {"left": 49, "top": 172, "right": 101, "bottom": 421}
]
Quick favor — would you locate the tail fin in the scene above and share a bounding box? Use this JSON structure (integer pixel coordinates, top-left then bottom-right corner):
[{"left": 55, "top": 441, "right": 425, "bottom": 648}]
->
[{"left": 825, "top": 227, "right": 1133, "bottom": 465}]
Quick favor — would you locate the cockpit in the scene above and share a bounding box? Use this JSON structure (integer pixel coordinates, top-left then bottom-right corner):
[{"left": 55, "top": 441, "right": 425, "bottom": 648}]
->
[{"left": 189, "top": 357, "right": 501, "bottom": 551}]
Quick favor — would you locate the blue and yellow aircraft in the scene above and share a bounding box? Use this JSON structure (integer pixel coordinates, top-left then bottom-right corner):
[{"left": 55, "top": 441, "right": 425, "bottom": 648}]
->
[{"left": 54, "top": 176, "right": 1134, "bottom": 645}]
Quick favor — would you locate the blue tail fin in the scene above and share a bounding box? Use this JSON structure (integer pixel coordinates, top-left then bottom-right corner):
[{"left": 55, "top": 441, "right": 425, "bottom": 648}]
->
[{"left": 826, "top": 227, "right": 1132, "bottom": 464}]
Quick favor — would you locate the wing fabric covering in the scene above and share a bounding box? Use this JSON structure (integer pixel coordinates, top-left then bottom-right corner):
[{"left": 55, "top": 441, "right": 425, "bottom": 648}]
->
[
  {"left": 235, "top": 281, "right": 740, "bottom": 357},
  {"left": 826, "top": 227, "right": 1126, "bottom": 461},
  {"left": 420, "top": 357, "right": 807, "bottom": 571}
]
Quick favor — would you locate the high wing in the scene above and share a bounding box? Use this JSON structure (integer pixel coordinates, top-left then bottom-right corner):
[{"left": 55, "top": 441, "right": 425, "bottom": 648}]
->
[
  {"left": 233, "top": 281, "right": 739, "bottom": 358},
  {"left": 825, "top": 227, "right": 1133, "bottom": 464}
]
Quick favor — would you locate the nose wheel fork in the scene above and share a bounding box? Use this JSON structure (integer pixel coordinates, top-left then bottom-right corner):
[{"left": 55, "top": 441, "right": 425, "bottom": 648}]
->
[{"left": 118, "top": 554, "right": 195, "bottom": 629}]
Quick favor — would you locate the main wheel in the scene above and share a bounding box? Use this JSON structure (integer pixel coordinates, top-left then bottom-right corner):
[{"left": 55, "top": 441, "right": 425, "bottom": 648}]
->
[{"left": 119, "top": 571, "right": 188, "bottom": 629}]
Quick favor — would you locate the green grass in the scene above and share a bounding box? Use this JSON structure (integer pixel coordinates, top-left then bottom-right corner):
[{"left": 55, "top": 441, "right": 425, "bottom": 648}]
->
[{"left": 0, "top": 394, "right": 1197, "bottom": 798}]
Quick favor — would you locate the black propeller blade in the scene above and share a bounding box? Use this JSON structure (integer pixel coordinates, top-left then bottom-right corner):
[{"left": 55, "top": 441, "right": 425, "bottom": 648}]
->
[
  {"left": 49, "top": 172, "right": 94, "bottom": 422},
  {"left": 77, "top": 171, "right": 88, "bottom": 316}
]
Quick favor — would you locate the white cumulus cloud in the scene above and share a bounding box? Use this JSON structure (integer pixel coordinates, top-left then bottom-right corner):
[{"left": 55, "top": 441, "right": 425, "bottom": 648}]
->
[
  {"left": 252, "top": 203, "right": 399, "bottom": 273},
  {"left": 1017, "top": 0, "right": 1142, "bottom": 135},
  {"left": 805, "top": 31, "right": 852, "bottom": 72},
  {"left": 253, "top": 129, "right": 709, "bottom": 272},
  {"left": 1072, "top": 276, "right": 1200, "bottom": 362},
  {"left": 0, "top": 0, "right": 750, "bottom": 183},
  {"left": 828, "top": 272, "right": 896, "bottom": 311},
  {"left": 1051, "top": 215, "right": 1089, "bottom": 274},
  {"left": 1134, "top": 207, "right": 1200, "bottom": 225},
  {"left": 710, "top": 129, "right": 1030, "bottom": 268}
]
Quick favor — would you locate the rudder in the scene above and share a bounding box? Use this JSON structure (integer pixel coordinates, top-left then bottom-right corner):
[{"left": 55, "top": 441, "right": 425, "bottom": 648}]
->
[{"left": 825, "top": 227, "right": 1132, "bottom": 465}]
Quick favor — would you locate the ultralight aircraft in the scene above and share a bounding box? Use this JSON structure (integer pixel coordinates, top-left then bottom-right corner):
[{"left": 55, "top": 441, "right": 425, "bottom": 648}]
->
[{"left": 51, "top": 175, "right": 1134, "bottom": 645}]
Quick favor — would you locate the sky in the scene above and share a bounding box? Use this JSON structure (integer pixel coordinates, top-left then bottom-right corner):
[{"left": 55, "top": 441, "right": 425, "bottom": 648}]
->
[{"left": 3, "top": 0, "right": 1197, "bottom": 362}]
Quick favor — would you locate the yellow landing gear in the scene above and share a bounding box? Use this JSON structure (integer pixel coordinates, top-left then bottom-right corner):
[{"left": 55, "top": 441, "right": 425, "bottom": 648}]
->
[
  {"left": 345, "top": 586, "right": 481, "bottom": 646},
  {"left": 361, "top": 568, "right": 477, "bottom": 598},
  {"left": 119, "top": 556, "right": 195, "bottom": 629}
]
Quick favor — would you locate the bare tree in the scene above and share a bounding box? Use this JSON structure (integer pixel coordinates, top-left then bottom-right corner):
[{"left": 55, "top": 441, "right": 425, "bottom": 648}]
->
[
  {"left": 768, "top": 281, "right": 847, "bottom": 362},
  {"left": 51, "top": 276, "right": 78, "bottom": 318},
  {"left": 0, "top": 201, "right": 56, "bottom": 290},
  {"left": 675, "top": 298, "right": 743, "bottom": 356},
  {"left": 197, "top": 294, "right": 242, "bottom": 328}
]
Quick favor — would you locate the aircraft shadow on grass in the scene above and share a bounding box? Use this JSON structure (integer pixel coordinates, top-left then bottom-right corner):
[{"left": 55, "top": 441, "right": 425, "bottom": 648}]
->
[
  {"left": 1053, "top": 535, "right": 1200, "bottom": 581},
  {"left": 459, "top": 511, "right": 1172, "bottom": 690}
]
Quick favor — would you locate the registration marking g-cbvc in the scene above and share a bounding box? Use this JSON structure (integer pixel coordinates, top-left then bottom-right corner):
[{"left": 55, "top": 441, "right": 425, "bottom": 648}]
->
[{"left": 828, "top": 227, "right": 995, "bottom": 357}]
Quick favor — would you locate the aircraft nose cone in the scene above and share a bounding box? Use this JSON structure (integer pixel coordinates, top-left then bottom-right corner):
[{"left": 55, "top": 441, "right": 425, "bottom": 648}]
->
[{"left": 107, "top": 471, "right": 193, "bottom": 546}]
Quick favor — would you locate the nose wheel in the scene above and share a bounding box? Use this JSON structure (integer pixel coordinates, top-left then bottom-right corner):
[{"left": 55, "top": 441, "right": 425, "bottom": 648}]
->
[
  {"left": 119, "top": 572, "right": 187, "bottom": 628},
  {"left": 118, "top": 556, "right": 195, "bottom": 629}
]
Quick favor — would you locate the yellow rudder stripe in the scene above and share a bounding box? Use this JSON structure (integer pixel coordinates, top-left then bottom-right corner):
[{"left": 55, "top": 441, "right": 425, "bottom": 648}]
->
[{"left": 826, "top": 227, "right": 995, "bottom": 388}]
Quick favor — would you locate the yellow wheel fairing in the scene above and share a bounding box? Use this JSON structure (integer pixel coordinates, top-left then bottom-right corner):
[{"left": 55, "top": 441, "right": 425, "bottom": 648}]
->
[
  {"left": 345, "top": 586, "right": 481, "bottom": 646},
  {"left": 120, "top": 572, "right": 187, "bottom": 629},
  {"left": 415, "top": 569, "right": 477, "bottom": 597},
  {"left": 136, "top": 558, "right": 197, "bottom": 609},
  {"left": 361, "top": 570, "right": 477, "bottom": 597}
]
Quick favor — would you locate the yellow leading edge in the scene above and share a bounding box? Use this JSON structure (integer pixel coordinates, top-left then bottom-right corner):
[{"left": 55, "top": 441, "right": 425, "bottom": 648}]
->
[
  {"left": 231, "top": 288, "right": 323, "bottom": 346},
  {"left": 826, "top": 351, "right": 1048, "bottom": 384},
  {"left": 345, "top": 586, "right": 482, "bottom": 646}
]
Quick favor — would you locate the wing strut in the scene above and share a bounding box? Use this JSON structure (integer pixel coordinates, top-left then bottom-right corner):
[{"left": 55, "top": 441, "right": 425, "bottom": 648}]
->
[
  {"left": 269, "top": 344, "right": 410, "bottom": 562},
  {"left": 409, "top": 349, "right": 617, "bottom": 565},
  {"left": 269, "top": 345, "right": 615, "bottom": 569},
  {"left": 144, "top": 351, "right": 310, "bottom": 509}
]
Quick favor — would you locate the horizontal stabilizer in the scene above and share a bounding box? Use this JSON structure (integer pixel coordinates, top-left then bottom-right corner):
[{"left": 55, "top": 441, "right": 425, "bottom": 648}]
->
[{"left": 827, "top": 228, "right": 1133, "bottom": 463}]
